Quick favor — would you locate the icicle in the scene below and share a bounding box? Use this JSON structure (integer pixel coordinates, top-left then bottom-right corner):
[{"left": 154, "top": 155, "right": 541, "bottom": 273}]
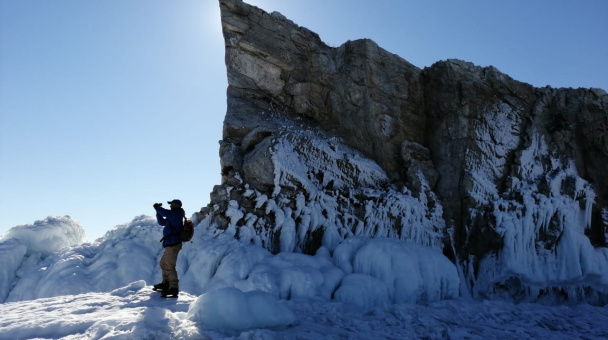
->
[{"left": 475, "top": 133, "right": 606, "bottom": 303}]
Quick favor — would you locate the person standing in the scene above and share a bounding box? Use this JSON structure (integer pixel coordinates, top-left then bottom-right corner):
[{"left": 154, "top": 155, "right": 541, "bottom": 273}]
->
[{"left": 153, "top": 199, "right": 185, "bottom": 298}]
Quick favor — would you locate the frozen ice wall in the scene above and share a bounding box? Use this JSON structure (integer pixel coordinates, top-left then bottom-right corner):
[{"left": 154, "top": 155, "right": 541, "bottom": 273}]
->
[
  {"left": 333, "top": 237, "right": 459, "bottom": 308},
  {"left": 470, "top": 133, "right": 608, "bottom": 302},
  {"left": 181, "top": 218, "right": 460, "bottom": 309}
]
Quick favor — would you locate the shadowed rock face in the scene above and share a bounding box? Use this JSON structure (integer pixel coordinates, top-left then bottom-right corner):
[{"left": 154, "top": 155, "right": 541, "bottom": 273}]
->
[{"left": 204, "top": 0, "right": 608, "bottom": 303}]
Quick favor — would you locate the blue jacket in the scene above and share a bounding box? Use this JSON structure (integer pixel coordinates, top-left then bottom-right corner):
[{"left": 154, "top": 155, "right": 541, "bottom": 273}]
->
[{"left": 154, "top": 206, "right": 185, "bottom": 247}]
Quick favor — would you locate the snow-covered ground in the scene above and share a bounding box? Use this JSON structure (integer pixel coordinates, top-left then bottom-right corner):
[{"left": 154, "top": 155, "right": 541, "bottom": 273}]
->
[
  {"left": 1, "top": 216, "right": 608, "bottom": 339},
  {"left": 2, "top": 280, "right": 607, "bottom": 339}
]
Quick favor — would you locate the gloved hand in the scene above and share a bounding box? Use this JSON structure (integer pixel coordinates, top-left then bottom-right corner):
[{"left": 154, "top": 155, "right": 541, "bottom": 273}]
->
[{"left": 153, "top": 203, "right": 162, "bottom": 208}]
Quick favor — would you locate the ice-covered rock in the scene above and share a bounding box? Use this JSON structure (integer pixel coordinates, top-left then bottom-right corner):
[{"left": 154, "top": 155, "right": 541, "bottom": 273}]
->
[{"left": 208, "top": 0, "right": 608, "bottom": 303}]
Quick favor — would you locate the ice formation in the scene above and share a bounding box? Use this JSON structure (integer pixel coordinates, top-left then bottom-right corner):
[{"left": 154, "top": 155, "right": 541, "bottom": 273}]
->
[
  {"left": 468, "top": 131, "right": 608, "bottom": 302},
  {"left": 210, "top": 124, "right": 446, "bottom": 255},
  {"left": 1, "top": 216, "right": 86, "bottom": 256},
  {"left": 1, "top": 215, "right": 605, "bottom": 338},
  {"left": 0, "top": 216, "right": 87, "bottom": 302},
  {"left": 213, "top": 0, "right": 608, "bottom": 306},
  {"left": 1, "top": 215, "right": 162, "bottom": 302},
  {"left": 0, "top": 213, "right": 459, "bottom": 310},
  {"left": 0, "top": 239, "right": 26, "bottom": 302},
  {"left": 333, "top": 237, "right": 460, "bottom": 306},
  {"left": 187, "top": 287, "right": 295, "bottom": 331}
]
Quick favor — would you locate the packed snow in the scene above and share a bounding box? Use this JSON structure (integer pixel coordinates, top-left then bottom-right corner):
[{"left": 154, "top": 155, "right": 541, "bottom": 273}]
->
[
  {"left": 2, "top": 280, "right": 608, "bottom": 340},
  {"left": 1, "top": 216, "right": 608, "bottom": 339}
]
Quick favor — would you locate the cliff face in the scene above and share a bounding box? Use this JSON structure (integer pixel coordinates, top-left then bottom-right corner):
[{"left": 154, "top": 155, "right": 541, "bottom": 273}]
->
[{"left": 202, "top": 0, "right": 608, "bottom": 303}]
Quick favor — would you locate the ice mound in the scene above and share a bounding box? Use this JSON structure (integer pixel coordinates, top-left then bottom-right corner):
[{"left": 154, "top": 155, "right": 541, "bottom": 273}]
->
[
  {"left": 1, "top": 216, "right": 86, "bottom": 256},
  {"left": 334, "top": 237, "right": 460, "bottom": 306},
  {"left": 187, "top": 287, "right": 295, "bottom": 331}
]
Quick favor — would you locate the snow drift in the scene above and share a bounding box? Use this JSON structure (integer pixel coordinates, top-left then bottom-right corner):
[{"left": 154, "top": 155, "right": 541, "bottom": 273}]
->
[
  {"left": 0, "top": 214, "right": 459, "bottom": 309},
  {"left": 4, "top": 215, "right": 605, "bottom": 338}
]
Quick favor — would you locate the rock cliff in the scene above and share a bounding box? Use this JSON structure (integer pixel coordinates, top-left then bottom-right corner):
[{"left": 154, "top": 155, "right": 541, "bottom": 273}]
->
[{"left": 199, "top": 0, "right": 608, "bottom": 304}]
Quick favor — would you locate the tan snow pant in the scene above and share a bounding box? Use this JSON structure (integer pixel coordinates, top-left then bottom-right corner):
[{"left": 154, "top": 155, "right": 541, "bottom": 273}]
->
[{"left": 160, "top": 243, "right": 182, "bottom": 289}]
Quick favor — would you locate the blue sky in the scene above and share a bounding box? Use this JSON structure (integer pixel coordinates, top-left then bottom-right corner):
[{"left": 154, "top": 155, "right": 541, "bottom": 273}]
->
[{"left": 1, "top": 0, "right": 606, "bottom": 240}]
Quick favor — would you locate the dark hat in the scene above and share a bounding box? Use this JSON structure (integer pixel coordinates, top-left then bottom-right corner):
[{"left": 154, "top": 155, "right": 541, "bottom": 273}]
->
[{"left": 167, "top": 199, "right": 182, "bottom": 207}]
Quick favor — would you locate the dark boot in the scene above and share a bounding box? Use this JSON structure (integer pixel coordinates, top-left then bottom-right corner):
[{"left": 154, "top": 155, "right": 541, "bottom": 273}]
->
[
  {"left": 153, "top": 282, "right": 169, "bottom": 292},
  {"left": 161, "top": 287, "right": 179, "bottom": 298}
]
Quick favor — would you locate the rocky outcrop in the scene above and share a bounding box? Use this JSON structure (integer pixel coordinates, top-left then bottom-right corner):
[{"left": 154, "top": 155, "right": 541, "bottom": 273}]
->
[{"left": 200, "top": 0, "right": 608, "bottom": 304}]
